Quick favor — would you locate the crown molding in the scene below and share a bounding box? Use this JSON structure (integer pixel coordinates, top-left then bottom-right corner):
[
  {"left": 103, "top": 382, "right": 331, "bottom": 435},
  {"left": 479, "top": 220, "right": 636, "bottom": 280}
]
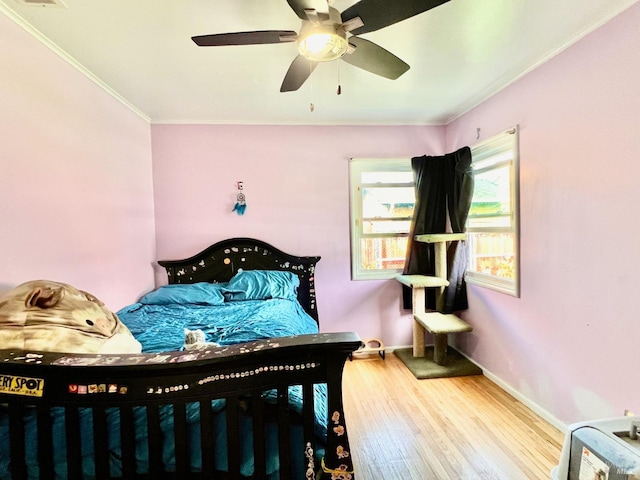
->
[{"left": 0, "top": 1, "right": 151, "bottom": 123}]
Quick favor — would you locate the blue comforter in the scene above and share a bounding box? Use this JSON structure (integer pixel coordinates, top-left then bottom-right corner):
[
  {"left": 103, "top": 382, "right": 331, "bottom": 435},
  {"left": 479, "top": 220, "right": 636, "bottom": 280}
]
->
[{"left": 118, "top": 298, "right": 319, "bottom": 352}]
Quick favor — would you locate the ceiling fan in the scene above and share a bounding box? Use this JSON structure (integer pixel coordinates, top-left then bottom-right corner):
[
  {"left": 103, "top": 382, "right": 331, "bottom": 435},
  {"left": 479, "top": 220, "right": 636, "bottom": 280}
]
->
[{"left": 191, "top": 0, "right": 450, "bottom": 92}]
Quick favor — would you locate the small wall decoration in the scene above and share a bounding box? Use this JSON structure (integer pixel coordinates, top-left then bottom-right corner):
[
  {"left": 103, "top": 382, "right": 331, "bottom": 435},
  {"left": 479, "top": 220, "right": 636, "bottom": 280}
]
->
[{"left": 232, "top": 181, "right": 247, "bottom": 216}]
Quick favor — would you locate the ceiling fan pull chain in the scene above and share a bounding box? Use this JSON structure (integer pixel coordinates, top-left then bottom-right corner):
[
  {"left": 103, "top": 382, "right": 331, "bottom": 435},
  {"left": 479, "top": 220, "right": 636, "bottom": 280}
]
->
[
  {"left": 337, "top": 61, "right": 342, "bottom": 95},
  {"left": 310, "top": 60, "right": 315, "bottom": 112}
]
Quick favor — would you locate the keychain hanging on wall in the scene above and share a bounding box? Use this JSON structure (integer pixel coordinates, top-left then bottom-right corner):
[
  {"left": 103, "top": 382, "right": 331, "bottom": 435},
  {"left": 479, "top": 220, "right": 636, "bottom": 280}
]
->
[{"left": 232, "top": 181, "right": 247, "bottom": 216}]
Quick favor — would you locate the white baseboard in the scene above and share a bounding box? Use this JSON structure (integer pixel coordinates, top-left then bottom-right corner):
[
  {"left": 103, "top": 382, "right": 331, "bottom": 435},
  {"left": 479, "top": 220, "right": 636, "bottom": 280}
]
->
[
  {"left": 387, "top": 344, "right": 568, "bottom": 434},
  {"left": 479, "top": 366, "right": 568, "bottom": 434}
]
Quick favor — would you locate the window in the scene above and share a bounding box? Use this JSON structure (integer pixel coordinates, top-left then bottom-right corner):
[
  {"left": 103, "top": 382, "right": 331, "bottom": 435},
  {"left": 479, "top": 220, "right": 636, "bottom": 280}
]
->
[
  {"left": 349, "top": 158, "right": 414, "bottom": 280},
  {"left": 466, "top": 126, "right": 520, "bottom": 296}
]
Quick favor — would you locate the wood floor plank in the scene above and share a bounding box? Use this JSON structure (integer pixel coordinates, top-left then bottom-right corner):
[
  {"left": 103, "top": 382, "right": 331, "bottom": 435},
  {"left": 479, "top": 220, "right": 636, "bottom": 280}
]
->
[{"left": 342, "top": 353, "right": 563, "bottom": 480}]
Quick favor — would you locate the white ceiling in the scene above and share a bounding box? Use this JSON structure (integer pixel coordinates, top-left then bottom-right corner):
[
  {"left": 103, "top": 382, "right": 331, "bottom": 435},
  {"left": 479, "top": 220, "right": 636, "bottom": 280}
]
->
[{"left": 1, "top": 0, "right": 637, "bottom": 125}]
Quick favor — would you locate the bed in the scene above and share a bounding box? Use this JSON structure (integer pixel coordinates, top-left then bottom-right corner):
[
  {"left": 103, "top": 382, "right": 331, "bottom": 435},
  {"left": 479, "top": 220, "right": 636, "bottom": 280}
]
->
[{"left": 0, "top": 237, "right": 361, "bottom": 479}]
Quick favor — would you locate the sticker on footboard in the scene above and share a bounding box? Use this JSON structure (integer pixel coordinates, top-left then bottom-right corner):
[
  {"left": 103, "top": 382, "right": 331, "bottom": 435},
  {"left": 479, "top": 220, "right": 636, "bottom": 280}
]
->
[
  {"left": 0, "top": 374, "right": 44, "bottom": 397},
  {"left": 579, "top": 446, "right": 609, "bottom": 480}
]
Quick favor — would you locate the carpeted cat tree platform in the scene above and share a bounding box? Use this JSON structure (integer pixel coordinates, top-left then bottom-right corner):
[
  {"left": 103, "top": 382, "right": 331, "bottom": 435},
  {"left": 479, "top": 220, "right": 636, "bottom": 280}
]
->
[{"left": 394, "top": 346, "right": 482, "bottom": 380}]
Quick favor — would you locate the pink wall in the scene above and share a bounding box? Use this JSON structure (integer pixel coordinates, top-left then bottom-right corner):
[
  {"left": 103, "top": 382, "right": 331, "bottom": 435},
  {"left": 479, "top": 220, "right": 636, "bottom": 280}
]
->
[
  {"left": 151, "top": 124, "right": 444, "bottom": 344},
  {"left": 447, "top": 3, "right": 640, "bottom": 424},
  {"left": 0, "top": 13, "right": 156, "bottom": 308}
]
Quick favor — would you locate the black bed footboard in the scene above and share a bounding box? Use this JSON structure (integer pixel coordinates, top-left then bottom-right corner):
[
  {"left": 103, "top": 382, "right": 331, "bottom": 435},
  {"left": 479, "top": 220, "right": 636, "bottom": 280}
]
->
[{"left": 0, "top": 332, "right": 361, "bottom": 480}]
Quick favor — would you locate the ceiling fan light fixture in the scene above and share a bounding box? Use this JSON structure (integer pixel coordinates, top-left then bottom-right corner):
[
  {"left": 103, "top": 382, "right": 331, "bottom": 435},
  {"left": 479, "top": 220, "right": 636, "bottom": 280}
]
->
[
  {"left": 192, "top": 0, "right": 452, "bottom": 92},
  {"left": 298, "top": 26, "right": 348, "bottom": 62}
]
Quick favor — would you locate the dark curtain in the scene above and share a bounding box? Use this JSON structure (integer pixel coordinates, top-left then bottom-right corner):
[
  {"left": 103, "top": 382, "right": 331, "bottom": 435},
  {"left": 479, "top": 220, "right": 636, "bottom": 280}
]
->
[{"left": 402, "top": 146, "right": 474, "bottom": 313}]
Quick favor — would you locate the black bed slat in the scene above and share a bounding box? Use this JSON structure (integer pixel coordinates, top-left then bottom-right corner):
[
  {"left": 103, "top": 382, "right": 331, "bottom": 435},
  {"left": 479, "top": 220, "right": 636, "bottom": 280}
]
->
[
  {"left": 323, "top": 354, "right": 357, "bottom": 480},
  {"left": 146, "top": 404, "right": 163, "bottom": 477},
  {"left": 226, "top": 395, "right": 241, "bottom": 480},
  {"left": 302, "top": 383, "right": 316, "bottom": 453},
  {"left": 64, "top": 406, "right": 83, "bottom": 479},
  {"left": 36, "top": 405, "right": 54, "bottom": 480},
  {"left": 251, "top": 391, "right": 267, "bottom": 478},
  {"left": 8, "top": 404, "right": 27, "bottom": 480},
  {"left": 172, "top": 403, "right": 190, "bottom": 475},
  {"left": 277, "top": 386, "right": 292, "bottom": 480},
  {"left": 119, "top": 405, "right": 137, "bottom": 478},
  {"left": 199, "top": 399, "right": 216, "bottom": 477},
  {"left": 92, "top": 406, "right": 110, "bottom": 480}
]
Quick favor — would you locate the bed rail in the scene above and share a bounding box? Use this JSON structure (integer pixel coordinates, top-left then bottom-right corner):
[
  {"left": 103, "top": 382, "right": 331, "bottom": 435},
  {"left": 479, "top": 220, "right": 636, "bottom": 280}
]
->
[{"left": 0, "top": 332, "right": 361, "bottom": 480}]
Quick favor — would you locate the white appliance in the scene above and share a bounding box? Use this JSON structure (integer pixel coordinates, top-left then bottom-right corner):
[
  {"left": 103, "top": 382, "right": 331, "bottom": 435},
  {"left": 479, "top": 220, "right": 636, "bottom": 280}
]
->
[{"left": 552, "top": 417, "right": 640, "bottom": 479}]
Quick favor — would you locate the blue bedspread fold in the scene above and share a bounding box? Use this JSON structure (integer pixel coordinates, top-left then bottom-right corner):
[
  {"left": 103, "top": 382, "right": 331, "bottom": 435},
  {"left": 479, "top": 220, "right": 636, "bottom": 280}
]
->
[{"left": 118, "top": 298, "right": 319, "bottom": 353}]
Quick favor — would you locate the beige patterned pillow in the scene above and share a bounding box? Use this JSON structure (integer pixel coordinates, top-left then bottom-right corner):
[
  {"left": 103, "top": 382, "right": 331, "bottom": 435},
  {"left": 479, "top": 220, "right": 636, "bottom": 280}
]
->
[{"left": 0, "top": 280, "right": 141, "bottom": 354}]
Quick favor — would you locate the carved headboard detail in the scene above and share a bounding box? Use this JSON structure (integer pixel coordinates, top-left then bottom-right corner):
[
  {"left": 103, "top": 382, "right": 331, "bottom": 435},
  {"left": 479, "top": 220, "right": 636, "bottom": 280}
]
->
[{"left": 158, "top": 238, "right": 321, "bottom": 324}]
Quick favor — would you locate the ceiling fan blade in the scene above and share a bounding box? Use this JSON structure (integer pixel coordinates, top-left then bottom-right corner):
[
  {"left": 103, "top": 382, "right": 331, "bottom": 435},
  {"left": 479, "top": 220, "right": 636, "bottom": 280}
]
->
[
  {"left": 286, "top": 0, "right": 330, "bottom": 20},
  {"left": 342, "top": 0, "right": 450, "bottom": 35},
  {"left": 192, "top": 31, "right": 297, "bottom": 47},
  {"left": 280, "top": 55, "right": 318, "bottom": 92},
  {"left": 341, "top": 37, "right": 409, "bottom": 80}
]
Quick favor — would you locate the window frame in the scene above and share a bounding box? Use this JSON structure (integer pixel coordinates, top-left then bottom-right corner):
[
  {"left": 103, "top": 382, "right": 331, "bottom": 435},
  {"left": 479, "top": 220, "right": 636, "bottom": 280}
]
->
[
  {"left": 349, "top": 157, "right": 414, "bottom": 280},
  {"left": 465, "top": 126, "right": 521, "bottom": 297}
]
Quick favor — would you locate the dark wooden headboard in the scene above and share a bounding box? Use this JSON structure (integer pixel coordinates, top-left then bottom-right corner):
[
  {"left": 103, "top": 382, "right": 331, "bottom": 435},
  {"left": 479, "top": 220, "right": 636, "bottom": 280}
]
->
[{"left": 158, "top": 238, "right": 321, "bottom": 324}]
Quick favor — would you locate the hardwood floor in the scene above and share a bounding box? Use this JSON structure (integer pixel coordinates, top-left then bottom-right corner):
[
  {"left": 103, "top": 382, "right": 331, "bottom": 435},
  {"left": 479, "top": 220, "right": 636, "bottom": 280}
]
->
[{"left": 341, "top": 353, "right": 564, "bottom": 480}]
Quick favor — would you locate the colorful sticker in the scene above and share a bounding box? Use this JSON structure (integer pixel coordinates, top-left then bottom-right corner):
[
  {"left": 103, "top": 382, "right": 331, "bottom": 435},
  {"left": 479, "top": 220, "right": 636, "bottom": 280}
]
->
[
  {"left": 68, "top": 383, "right": 127, "bottom": 395},
  {"left": 0, "top": 374, "right": 44, "bottom": 397},
  {"left": 579, "top": 446, "right": 609, "bottom": 480}
]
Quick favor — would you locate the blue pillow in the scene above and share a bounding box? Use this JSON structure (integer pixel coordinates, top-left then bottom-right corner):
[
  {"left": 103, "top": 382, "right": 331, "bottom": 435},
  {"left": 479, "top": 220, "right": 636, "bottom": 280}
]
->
[
  {"left": 139, "top": 282, "right": 226, "bottom": 306},
  {"left": 223, "top": 270, "right": 300, "bottom": 301}
]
